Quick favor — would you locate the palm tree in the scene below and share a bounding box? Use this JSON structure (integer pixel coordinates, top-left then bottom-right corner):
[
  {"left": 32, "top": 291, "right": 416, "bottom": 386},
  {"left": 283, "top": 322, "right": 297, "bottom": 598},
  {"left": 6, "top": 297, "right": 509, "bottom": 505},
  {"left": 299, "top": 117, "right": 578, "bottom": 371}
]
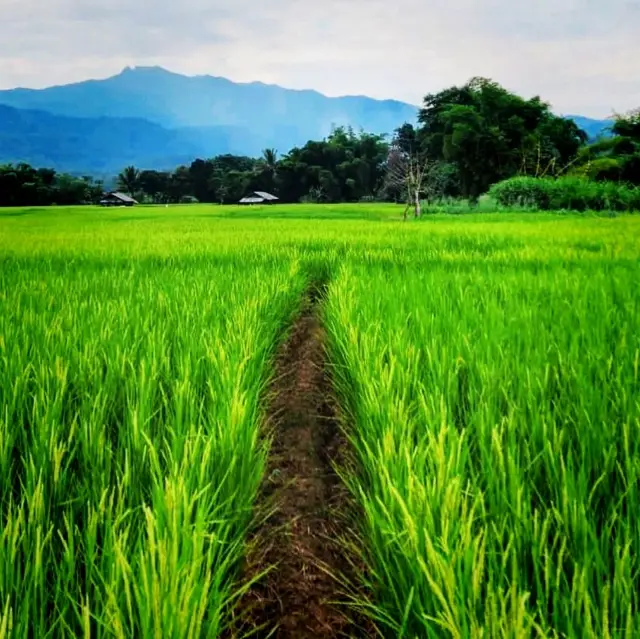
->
[
  {"left": 260, "top": 148, "right": 278, "bottom": 174},
  {"left": 254, "top": 148, "right": 279, "bottom": 194},
  {"left": 117, "top": 166, "right": 140, "bottom": 197}
]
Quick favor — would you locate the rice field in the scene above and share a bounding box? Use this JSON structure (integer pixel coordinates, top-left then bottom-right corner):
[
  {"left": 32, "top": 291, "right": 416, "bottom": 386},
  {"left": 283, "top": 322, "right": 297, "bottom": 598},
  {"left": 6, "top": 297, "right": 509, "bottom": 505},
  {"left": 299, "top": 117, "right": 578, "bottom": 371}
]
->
[{"left": 1, "top": 203, "right": 639, "bottom": 638}]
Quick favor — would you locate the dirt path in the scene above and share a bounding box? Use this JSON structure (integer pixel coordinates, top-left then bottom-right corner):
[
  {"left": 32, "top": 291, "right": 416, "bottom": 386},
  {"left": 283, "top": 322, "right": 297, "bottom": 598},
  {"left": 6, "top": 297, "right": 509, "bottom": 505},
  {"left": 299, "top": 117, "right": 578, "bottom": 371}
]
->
[{"left": 236, "top": 284, "right": 364, "bottom": 638}]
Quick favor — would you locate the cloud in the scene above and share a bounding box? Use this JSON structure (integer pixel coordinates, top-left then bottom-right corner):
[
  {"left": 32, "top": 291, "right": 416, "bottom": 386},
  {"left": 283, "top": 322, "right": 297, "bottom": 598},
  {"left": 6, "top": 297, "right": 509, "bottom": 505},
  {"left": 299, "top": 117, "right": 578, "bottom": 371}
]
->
[{"left": 0, "top": 0, "right": 638, "bottom": 116}]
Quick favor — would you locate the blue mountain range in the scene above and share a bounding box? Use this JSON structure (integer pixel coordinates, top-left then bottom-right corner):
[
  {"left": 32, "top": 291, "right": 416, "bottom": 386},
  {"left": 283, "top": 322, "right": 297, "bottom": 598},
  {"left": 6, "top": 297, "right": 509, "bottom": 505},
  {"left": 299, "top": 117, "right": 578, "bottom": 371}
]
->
[{"left": 0, "top": 66, "right": 613, "bottom": 174}]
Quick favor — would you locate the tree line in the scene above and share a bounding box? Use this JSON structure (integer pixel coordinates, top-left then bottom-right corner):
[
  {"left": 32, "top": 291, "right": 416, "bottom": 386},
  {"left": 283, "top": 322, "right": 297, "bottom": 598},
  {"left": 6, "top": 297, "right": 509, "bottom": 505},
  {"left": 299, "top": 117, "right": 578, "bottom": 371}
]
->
[
  {"left": 2, "top": 77, "right": 638, "bottom": 208},
  {"left": 114, "top": 80, "right": 639, "bottom": 206},
  {"left": 0, "top": 164, "right": 104, "bottom": 207},
  {"left": 115, "top": 126, "right": 390, "bottom": 205}
]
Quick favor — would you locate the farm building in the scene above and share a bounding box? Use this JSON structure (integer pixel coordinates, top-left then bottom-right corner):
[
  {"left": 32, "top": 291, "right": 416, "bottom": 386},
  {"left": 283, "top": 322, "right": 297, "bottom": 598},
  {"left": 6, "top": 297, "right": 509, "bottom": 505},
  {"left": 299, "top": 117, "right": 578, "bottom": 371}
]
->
[
  {"left": 238, "top": 191, "right": 279, "bottom": 205},
  {"left": 99, "top": 192, "right": 138, "bottom": 206}
]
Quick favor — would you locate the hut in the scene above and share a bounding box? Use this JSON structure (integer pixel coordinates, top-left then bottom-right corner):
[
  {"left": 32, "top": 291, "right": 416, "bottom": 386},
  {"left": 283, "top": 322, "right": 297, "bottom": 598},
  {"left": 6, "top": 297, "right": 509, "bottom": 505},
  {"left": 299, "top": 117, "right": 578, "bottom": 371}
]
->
[
  {"left": 238, "top": 191, "right": 279, "bottom": 205},
  {"left": 99, "top": 192, "right": 138, "bottom": 206}
]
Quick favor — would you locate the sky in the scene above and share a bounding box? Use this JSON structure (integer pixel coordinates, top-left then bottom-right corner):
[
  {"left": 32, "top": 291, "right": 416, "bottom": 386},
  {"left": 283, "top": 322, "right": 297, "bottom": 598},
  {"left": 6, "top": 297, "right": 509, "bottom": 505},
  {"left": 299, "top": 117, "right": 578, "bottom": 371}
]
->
[{"left": 0, "top": 0, "right": 638, "bottom": 117}]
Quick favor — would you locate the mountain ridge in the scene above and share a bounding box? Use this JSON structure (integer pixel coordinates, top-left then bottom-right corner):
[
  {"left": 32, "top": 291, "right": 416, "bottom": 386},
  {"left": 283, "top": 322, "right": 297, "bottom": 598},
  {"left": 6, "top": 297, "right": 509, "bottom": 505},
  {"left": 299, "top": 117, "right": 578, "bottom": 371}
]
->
[
  {"left": 0, "top": 66, "right": 417, "bottom": 132},
  {"left": 5, "top": 65, "right": 419, "bottom": 106},
  {"left": 0, "top": 103, "right": 261, "bottom": 173},
  {"left": 0, "top": 67, "right": 614, "bottom": 174}
]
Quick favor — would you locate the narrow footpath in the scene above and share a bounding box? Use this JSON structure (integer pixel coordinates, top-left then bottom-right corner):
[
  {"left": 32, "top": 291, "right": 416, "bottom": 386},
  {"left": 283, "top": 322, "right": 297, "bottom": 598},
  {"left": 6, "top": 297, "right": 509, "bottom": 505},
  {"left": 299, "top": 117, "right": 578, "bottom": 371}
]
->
[{"left": 237, "top": 283, "right": 365, "bottom": 638}]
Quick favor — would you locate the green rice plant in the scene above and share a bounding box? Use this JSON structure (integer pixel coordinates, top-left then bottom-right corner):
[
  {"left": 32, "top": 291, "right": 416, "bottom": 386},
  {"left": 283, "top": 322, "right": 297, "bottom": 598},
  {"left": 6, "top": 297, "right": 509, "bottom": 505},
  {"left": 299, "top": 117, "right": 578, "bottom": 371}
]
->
[
  {"left": 0, "top": 255, "right": 306, "bottom": 637},
  {"left": 1, "top": 203, "right": 640, "bottom": 637},
  {"left": 325, "top": 256, "right": 640, "bottom": 637}
]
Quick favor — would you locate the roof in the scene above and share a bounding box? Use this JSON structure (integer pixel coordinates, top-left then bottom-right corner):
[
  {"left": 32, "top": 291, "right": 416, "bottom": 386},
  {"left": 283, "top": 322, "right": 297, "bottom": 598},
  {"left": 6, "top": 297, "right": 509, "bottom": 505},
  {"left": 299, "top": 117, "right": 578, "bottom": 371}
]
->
[
  {"left": 103, "top": 192, "right": 138, "bottom": 203},
  {"left": 253, "top": 191, "right": 279, "bottom": 201},
  {"left": 239, "top": 196, "right": 266, "bottom": 204}
]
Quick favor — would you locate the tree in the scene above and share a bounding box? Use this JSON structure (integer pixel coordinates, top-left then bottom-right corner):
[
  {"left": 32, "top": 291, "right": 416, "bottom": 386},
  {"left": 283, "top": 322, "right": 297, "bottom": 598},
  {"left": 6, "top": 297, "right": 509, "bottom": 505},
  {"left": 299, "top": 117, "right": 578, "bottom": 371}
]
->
[
  {"left": 0, "top": 162, "right": 99, "bottom": 206},
  {"left": 167, "top": 166, "right": 192, "bottom": 202},
  {"left": 417, "top": 78, "right": 587, "bottom": 198},
  {"left": 55, "top": 173, "right": 90, "bottom": 205},
  {"left": 275, "top": 127, "right": 388, "bottom": 203},
  {"left": 188, "top": 159, "right": 215, "bottom": 202},
  {"left": 116, "top": 166, "right": 140, "bottom": 197},
  {"left": 394, "top": 123, "right": 419, "bottom": 155},
  {"left": 384, "top": 143, "right": 431, "bottom": 219},
  {"left": 260, "top": 148, "right": 278, "bottom": 172},
  {"left": 139, "top": 170, "right": 170, "bottom": 203},
  {"left": 570, "top": 108, "right": 640, "bottom": 184}
]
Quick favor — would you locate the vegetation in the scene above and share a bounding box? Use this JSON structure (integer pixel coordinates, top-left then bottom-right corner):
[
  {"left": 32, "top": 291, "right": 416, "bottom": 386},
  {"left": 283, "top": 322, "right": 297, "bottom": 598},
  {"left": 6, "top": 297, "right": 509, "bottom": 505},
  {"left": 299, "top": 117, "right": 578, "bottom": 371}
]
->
[
  {"left": 0, "top": 163, "right": 104, "bottom": 206},
  {"left": 0, "top": 238, "right": 307, "bottom": 635},
  {"left": 489, "top": 175, "right": 640, "bottom": 211},
  {"left": 116, "top": 165, "right": 141, "bottom": 197},
  {"left": 115, "top": 79, "right": 594, "bottom": 206},
  {"left": 1, "top": 204, "right": 639, "bottom": 636},
  {"left": 415, "top": 77, "right": 587, "bottom": 199},
  {"left": 326, "top": 249, "right": 640, "bottom": 636},
  {"left": 5, "top": 77, "right": 623, "bottom": 209},
  {"left": 488, "top": 110, "right": 640, "bottom": 213},
  {"left": 571, "top": 109, "right": 640, "bottom": 184},
  {"left": 119, "top": 127, "right": 390, "bottom": 205}
]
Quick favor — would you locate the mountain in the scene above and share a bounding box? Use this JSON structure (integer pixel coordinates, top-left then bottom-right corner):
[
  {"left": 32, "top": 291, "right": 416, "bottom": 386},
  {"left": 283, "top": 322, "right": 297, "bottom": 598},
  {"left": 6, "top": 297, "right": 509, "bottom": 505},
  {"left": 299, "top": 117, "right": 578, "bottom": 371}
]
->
[
  {"left": 566, "top": 115, "right": 614, "bottom": 140},
  {"left": 0, "top": 67, "right": 614, "bottom": 173},
  {"left": 0, "top": 66, "right": 418, "bottom": 151},
  {"left": 0, "top": 104, "right": 266, "bottom": 173}
]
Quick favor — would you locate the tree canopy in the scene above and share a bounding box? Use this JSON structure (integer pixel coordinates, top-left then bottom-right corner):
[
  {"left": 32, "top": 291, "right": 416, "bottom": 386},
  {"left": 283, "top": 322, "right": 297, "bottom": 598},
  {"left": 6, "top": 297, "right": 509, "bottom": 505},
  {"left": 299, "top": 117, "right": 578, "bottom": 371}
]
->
[
  {"left": 0, "top": 163, "right": 104, "bottom": 207},
  {"left": 112, "top": 127, "right": 390, "bottom": 205},
  {"left": 571, "top": 109, "right": 640, "bottom": 184},
  {"left": 416, "top": 77, "right": 587, "bottom": 199}
]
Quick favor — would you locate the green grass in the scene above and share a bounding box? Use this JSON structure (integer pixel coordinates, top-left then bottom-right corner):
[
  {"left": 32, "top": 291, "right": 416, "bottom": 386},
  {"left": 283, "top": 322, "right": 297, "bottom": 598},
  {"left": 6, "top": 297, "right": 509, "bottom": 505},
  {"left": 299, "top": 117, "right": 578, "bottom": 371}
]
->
[{"left": 1, "top": 203, "right": 639, "bottom": 637}]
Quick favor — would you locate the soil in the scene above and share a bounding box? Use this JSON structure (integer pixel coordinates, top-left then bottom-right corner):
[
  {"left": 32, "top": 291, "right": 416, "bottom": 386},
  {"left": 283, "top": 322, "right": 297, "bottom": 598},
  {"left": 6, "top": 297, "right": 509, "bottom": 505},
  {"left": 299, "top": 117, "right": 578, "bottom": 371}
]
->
[{"left": 233, "top": 284, "right": 369, "bottom": 638}]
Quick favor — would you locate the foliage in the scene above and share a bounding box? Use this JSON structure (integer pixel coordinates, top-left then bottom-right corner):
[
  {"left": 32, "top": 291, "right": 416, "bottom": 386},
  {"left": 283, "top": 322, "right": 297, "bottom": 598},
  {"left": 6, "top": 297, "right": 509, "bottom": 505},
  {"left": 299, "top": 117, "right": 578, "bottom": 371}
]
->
[
  {"left": 2, "top": 204, "right": 640, "bottom": 634},
  {"left": 489, "top": 175, "right": 640, "bottom": 211},
  {"left": 116, "top": 165, "right": 141, "bottom": 196},
  {"left": 0, "top": 243, "right": 307, "bottom": 636},
  {"left": 416, "top": 77, "right": 587, "bottom": 199},
  {"left": 116, "top": 127, "right": 390, "bottom": 205},
  {"left": 4, "top": 82, "right": 633, "bottom": 209},
  {"left": 325, "top": 246, "right": 640, "bottom": 637},
  {"left": 0, "top": 163, "right": 103, "bottom": 206},
  {"left": 571, "top": 109, "right": 640, "bottom": 184}
]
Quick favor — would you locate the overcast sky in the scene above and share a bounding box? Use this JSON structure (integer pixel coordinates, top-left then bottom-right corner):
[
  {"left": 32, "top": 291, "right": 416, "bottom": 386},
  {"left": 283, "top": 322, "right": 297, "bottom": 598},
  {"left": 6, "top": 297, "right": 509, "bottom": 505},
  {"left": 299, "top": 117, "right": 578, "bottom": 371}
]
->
[{"left": 1, "top": 0, "right": 638, "bottom": 117}]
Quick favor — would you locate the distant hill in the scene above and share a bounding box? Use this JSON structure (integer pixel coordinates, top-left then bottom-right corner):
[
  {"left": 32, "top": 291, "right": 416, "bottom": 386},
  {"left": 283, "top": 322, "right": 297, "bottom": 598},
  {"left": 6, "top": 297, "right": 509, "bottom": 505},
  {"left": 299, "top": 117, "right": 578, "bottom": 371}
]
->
[
  {"left": 0, "top": 67, "right": 614, "bottom": 173},
  {"left": 0, "top": 66, "right": 418, "bottom": 151},
  {"left": 0, "top": 104, "right": 260, "bottom": 173},
  {"left": 567, "top": 115, "right": 614, "bottom": 140}
]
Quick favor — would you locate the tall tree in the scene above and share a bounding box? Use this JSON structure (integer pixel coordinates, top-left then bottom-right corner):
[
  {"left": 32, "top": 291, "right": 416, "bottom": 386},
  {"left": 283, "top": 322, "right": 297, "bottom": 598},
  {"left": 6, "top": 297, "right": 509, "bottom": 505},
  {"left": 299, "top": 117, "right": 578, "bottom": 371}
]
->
[
  {"left": 116, "top": 166, "right": 141, "bottom": 197},
  {"left": 139, "top": 170, "right": 171, "bottom": 203},
  {"left": 418, "top": 77, "right": 586, "bottom": 198},
  {"left": 260, "top": 148, "right": 278, "bottom": 172}
]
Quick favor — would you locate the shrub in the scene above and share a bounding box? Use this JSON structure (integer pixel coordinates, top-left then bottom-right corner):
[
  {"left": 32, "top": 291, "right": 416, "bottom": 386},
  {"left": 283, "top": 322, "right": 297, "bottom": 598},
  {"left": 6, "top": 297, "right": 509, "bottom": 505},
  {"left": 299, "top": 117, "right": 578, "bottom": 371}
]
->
[{"left": 488, "top": 176, "right": 640, "bottom": 212}]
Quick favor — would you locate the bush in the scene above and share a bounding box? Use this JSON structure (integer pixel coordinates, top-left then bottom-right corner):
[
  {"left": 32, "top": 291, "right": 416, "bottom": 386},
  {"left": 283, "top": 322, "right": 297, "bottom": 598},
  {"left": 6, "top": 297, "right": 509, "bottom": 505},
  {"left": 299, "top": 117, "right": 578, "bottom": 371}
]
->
[{"left": 488, "top": 176, "right": 640, "bottom": 212}]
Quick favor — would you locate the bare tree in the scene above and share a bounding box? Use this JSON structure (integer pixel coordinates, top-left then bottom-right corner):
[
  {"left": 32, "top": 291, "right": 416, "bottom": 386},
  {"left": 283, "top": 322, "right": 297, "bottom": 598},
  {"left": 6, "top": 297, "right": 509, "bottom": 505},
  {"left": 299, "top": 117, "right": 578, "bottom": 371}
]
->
[{"left": 384, "top": 144, "right": 431, "bottom": 220}]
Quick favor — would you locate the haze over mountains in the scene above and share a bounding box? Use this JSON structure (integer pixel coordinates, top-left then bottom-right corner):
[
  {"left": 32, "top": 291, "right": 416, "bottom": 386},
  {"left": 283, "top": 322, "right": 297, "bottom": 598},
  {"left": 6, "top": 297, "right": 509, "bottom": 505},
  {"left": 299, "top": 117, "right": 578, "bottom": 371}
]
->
[{"left": 0, "top": 66, "right": 613, "bottom": 175}]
